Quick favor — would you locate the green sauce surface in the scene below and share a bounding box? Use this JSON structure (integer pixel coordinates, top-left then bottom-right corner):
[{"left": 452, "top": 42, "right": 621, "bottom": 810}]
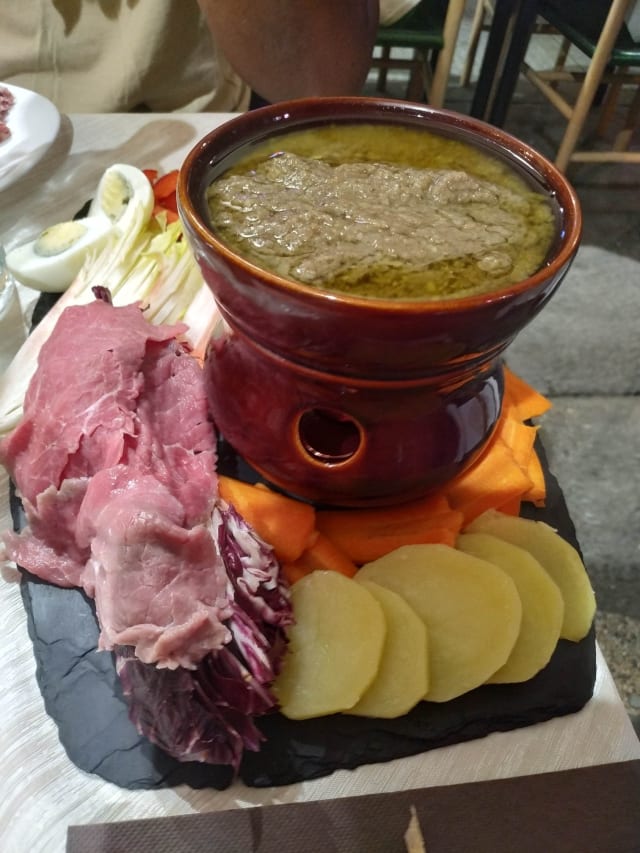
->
[{"left": 207, "top": 124, "right": 555, "bottom": 300}]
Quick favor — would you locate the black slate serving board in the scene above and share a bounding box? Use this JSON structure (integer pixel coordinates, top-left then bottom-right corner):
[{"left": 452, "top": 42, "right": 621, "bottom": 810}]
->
[{"left": 13, "top": 436, "right": 596, "bottom": 791}]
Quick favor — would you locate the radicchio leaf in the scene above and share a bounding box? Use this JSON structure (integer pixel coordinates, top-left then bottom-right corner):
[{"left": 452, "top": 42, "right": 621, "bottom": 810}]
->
[{"left": 117, "top": 502, "right": 293, "bottom": 769}]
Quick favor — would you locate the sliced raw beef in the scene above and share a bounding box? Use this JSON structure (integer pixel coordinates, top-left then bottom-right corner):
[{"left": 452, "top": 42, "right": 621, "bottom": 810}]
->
[
  {"left": 1, "top": 299, "right": 222, "bottom": 667},
  {"left": 4, "top": 478, "right": 90, "bottom": 587},
  {"left": 127, "top": 335, "right": 218, "bottom": 526},
  {"left": 79, "top": 467, "right": 231, "bottom": 669},
  {"left": 1, "top": 295, "right": 292, "bottom": 767},
  {"left": 0, "top": 85, "right": 14, "bottom": 143},
  {"left": 1, "top": 300, "right": 191, "bottom": 502},
  {"left": 116, "top": 504, "right": 292, "bottom": 768}
]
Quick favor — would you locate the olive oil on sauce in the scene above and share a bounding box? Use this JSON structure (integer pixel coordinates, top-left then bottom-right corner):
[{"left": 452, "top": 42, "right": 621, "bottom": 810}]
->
[{"left": 206, "top": 124, "right": 556, "bottom": 301}]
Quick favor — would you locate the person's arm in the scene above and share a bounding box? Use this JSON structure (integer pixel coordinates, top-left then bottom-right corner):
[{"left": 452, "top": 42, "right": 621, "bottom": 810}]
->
[{"left": 197, "top": 0, "right": 379, "bottom": 103}]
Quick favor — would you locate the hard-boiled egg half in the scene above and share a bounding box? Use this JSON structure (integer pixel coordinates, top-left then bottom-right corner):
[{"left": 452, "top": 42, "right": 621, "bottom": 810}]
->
[
  {"left": 5, "top": 164, "right": 155, "bottom": 293},
  {"left": 88, "top": 163, "right": 155, "bottom": 234},
  {"left": 5, "top": 217, "right": 114, "bottom": 293}
]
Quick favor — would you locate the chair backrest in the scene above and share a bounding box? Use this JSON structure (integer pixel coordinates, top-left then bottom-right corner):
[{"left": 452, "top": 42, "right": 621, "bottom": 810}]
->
[
  {"left": 524, "top": 0, "right": 640, "bottom": 168},
  {"left": 539, "top": 0, "right": 640, "bottom": 65},
  {"left": 376, "top": 0, "right": 449, "bottom": 49}
]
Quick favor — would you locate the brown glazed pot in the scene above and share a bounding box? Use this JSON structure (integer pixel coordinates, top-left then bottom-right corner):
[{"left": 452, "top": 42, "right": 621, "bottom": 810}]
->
[{"left": 178, "top": 97, "right": 582, "bottom": 506}]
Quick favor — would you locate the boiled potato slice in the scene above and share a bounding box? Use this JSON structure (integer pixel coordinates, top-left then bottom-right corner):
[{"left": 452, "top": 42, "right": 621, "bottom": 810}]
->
[
  {"left": 349, "top": 580, "right": 429, "bottom": 718},
  {"left": 457, "top": 532, "right": 564, "bottom": 683},
  {"left": 466, "top": 510, "right": 595, "bottom": 641},
  {"left": 358, "top": 544, "right": 522, "bottom": 703},
  {"left": 273, "top": 570, "right": 386, "bottom": 719}
]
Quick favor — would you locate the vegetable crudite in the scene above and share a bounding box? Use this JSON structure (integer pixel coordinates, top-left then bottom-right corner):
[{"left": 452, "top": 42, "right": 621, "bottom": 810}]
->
[
  {"left": 0, "top": 166, "right": 218, "bottom": 441},
  {"left": 1, "top": 165, "right": 596, "bottom": 782}
]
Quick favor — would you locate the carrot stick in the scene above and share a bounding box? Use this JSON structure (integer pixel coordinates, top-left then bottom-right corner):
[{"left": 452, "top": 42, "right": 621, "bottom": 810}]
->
[
  {"left": 494, "top": 411, "right": 546, "bottom": 506},
  {"left": 320, "top": 492, "right": 453, "bottom": 528},
  {"left": 495, "top": 496, "right": 523, "bottom": 516},
  {"left": 152, "top": 204, "right": 179, "bottom": 223},
  {"left": 503, "top": 366, "right": 552, "bottom": 421},
  {"left": 152, "top": 170, "right": 179, "bottom": 201},
  {"left": 445, "top": 437, "right": 534, "bottom": 526},
  {"left": 218, "top": 475, "right": 316, "bottom": 564},
  {"left": 316, "top": 495, "right": 464, "bottom": 565},
  {"left": 496, "top": 415, "right": 538, "bottom": 472},
  {"left": 281, "top": 561, "right": 313, "bottom": 586},
  {"left": 521, "top": 447, "right": 547, "bottom": 505},
  {"left": 283, "top": 532, "right": 358, "bottom": 580}
]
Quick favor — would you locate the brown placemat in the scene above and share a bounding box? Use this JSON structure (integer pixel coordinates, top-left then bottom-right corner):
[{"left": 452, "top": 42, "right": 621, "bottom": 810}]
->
[{"left": 67, "top": 759, "right": 640, "bottom": 852}]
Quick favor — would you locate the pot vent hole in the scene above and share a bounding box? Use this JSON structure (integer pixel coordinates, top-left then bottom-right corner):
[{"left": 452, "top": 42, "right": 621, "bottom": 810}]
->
[{"left": 297, "top": 408, "right": 362, "bottom": 465}]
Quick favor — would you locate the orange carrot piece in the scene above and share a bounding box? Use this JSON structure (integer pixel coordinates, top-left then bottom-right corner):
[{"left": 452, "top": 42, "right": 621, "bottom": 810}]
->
[
  {"left": 158, "top": 192, "right": 178, "bottom": 214},
  {"left": 320, "top": 492, "right": 453, "bottom": 529},
  {"left": 521, "top": 447, "right": 547, "bottom": 505},
  {"left": 496, "top": 415, "right": 538, "bottom": 471},
  {"left": 218, "top": 475, "right": 316, "bottom": 564},
  {"left": 152, "top": 204, "right": 179, "bottom": 223},
  {"left": 152, "top": 170, "right": 179, "bottom": 201},
  {"left": 316, "top": 497, "right": 464, "bottom": 565},
  {"left": 497, "top": 413, "right": 546, "bottom": 505},
  {"left": 495, "top": 496, "right": 523, "bottom": 516},
  {"left": 446, "top": 437, "right": 534, "bottom": 526},
  {"left": 284, "top": 532, "right": 358, "bottom": 579},
  {"left": 142, "top": 168, "right": 159, "bottom": 184},
  {"left": 317, "top": 521, "right": 462, "bottom": 565},
  {"left": 503, "top": 366, "right": 552, "bottom": 421},
  {"left": 281, "top": 561, "right": 313, "bottom": 586}
]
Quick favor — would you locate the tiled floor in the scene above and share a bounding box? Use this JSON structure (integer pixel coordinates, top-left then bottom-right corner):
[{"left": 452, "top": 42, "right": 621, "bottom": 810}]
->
[{"left": 365, "top": 10, "right": 640, "bottom": 737}]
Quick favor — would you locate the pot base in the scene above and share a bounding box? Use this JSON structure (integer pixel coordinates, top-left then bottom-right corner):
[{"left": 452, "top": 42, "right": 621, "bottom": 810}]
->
[{"left": 207, "top": 329, "right": 504, "bottom": 507}]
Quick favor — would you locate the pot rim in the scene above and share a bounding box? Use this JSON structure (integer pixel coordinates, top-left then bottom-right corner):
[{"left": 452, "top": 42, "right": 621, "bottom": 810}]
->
[{"left": 178, "top": 95, "right": 583, "bottom": 315}]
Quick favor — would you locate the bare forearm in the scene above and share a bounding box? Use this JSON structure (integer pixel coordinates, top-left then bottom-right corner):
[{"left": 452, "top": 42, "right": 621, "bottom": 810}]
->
[{"left": 197, "top": 0, "right": 379, "bottom": 102}]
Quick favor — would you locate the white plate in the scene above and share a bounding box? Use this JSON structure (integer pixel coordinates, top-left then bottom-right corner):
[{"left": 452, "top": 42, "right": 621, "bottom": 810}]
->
[{"left": 0, "top": 83, "right": 61, "bottom": 192}]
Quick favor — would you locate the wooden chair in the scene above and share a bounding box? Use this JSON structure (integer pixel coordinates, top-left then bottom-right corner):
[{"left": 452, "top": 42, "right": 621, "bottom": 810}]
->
[
  {"left": 523, "top": 0, "right": 640, "bottom": 170},
  {"left": 459, "top": 0, "right": 495, "bottom": 87},
  {"left": 371, "top": 0, "right": 466, "bottom": 107}
]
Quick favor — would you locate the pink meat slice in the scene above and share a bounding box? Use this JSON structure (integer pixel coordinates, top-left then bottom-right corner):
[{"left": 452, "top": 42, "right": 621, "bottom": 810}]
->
[
  {"left": 0, "top": 86, "right": 14, "bottom": 115},
  {"left": 1, "top": 301, "right": 187, "bottom": 502},
  {"left": 0, "top": 85, "right": 14, "bottom": 142},
  {"left": 1, "top": 298, "right": 226, "bottom": 669},
  {"left": 79, "top": 468, "right": 231, "bottom": 669},
  {"left": 3, "top": 478, "right": 91, "bottom": 588},
  {"left": 127, "top": 337, "right": 218, "bottom": 525}
]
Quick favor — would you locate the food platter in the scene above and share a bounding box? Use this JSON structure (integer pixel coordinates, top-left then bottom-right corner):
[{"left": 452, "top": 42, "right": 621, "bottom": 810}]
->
[
  {"left": 3, "top": 172, "right": 596, "bottom": 794},
  {"left": 12, "top": 435, "right": 596, "bottom": 791},
  {"left": 2, "top": 111, "right": 638, "bottom": 853},
  {"left": 0, "top": 83, "right": 61, "bottom": 192}
]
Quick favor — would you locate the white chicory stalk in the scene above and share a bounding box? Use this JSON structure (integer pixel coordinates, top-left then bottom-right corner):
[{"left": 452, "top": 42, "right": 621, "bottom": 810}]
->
[
  {"left": 0, "top": 181, "right": 219, "bottom": 577},
  {"left": 0, "top": 248, "right": 30, "bottom": 375},
  {"left": 0, "top": 203, "right": 219, "bottom": 440}
]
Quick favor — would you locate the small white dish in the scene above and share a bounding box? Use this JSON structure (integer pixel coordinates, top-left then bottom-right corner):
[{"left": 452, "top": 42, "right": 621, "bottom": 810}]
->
[{"left": 0, "top": 83, "right": 61, "bottom": 192}]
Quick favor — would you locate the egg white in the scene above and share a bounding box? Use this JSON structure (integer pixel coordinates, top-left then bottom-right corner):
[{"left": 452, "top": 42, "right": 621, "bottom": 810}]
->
[
  {"left": 6, "top": 163, "right": 156, "bottom": 293},
  {"left": 5, "top": 216, "right": 114, "bottom": 292},
  {"left": 89, "top": 163, "right": 155, "bottom": 235}
]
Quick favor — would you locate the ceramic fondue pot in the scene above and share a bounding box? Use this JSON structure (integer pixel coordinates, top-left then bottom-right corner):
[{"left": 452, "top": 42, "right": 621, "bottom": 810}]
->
[{"left": 178, "top": 97, "right": 581, "bottom": 506}]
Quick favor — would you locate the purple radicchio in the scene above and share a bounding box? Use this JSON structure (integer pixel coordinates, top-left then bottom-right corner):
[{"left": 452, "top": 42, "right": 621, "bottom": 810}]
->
[{"left": 116, "top": 502, "right": 293, "bottom": 770}]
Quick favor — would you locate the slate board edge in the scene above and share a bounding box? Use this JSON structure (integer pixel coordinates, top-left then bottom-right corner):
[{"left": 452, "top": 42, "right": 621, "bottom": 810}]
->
[{"left": 11, "top": 402, "right": 597, "bottom": 790}]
